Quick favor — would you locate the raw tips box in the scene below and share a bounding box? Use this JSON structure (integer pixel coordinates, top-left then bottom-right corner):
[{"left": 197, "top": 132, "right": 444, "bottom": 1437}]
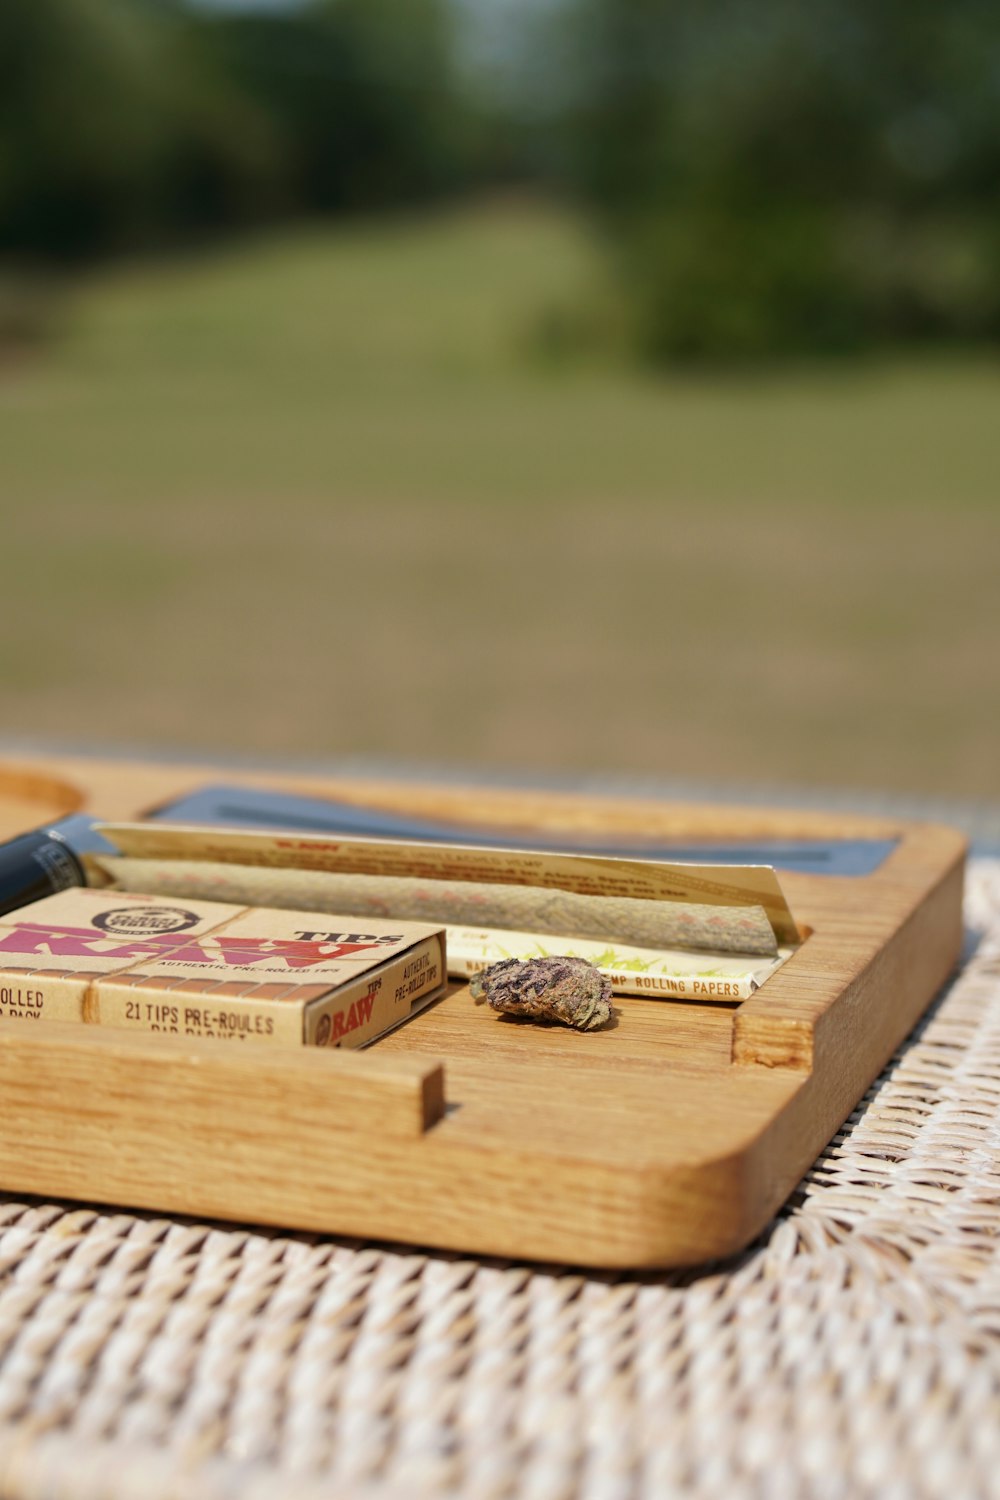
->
[{"left": 0, "top": 888, "right": 446, "bottom": 1049}]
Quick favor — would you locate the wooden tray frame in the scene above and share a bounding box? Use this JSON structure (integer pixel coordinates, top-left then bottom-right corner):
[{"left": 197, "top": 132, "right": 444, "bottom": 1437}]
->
[{"left": 0, "top": 754, "right": 966, "bottom": 1268}]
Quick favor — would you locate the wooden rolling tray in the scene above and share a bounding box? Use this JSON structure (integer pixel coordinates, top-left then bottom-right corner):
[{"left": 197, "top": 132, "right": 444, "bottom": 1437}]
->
[{"left": 0, "top": 754, "right": 966, "bottom": 1269}]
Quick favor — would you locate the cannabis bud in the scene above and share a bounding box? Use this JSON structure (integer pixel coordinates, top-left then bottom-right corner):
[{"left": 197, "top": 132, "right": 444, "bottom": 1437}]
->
[{"left": 469, "top": 955, "right": 613, "bottom": 1031}]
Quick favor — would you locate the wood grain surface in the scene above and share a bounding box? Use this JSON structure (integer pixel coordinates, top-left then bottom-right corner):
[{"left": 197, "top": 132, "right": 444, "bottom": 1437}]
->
[{"left": 0, "top": 753, "right": 967, "bottom": 1267}]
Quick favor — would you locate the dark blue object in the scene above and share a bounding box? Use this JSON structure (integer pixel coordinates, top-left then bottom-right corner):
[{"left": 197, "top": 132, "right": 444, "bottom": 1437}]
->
[{"left": 0, "top": 814, "right": 118, "bottom": 918}]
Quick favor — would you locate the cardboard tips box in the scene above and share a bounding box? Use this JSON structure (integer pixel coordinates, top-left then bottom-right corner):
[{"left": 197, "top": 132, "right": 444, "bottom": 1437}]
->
[{"left": 0, "top": 889, "right": 446, "bottom": 1048}]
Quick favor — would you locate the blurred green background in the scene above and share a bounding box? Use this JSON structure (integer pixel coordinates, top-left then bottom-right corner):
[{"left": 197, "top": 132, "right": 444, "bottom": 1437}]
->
[{"left": 2, "top": 0, "right": 998, "bottom": 798}]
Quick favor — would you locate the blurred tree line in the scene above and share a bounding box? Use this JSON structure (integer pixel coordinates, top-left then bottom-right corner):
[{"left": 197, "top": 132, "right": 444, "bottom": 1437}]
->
[
  {"left": 2, "top": 0, "right": 1000, "bottom": 361},
  {"left": 0, "top": 0, "right": 473, "bottom": 260},
  {"left": 563, "top": 0, "right": 1000, "bottom": 358}
]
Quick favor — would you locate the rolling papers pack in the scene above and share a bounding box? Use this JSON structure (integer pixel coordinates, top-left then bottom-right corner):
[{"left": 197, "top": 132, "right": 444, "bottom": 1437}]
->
[
  {"left": 0, "top": 888, "right": 445, "bottom": 1048},
  {"left": 446, "top": 926, "right": 792, "bottom": 1001}
]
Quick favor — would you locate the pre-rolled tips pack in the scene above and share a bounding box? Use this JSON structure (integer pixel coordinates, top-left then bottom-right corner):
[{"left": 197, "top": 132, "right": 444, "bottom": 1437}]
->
[{"left": 0, "top": 888, "right": 446, "bottom": 1048}]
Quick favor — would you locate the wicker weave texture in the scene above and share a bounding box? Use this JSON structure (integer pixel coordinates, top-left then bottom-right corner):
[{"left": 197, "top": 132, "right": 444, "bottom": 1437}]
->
[{"left": 1, "top": 861, "right": 999, "bottom": 1500}]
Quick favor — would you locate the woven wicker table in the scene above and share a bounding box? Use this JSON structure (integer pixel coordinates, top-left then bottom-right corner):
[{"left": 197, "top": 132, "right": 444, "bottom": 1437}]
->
[{"left": 0, "top": 792, "right": 998, "bottom": 1499}]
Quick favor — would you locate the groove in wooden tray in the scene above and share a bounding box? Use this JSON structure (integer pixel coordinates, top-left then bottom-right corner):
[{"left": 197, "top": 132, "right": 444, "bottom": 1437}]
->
[{"left": 0, "top": 764, "right": 84, "bottom": 840}]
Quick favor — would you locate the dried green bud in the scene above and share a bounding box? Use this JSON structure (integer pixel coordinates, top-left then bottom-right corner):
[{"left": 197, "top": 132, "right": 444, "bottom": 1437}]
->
[{"left": 469, "top": 956, "right": 613, "bottom": 1031}]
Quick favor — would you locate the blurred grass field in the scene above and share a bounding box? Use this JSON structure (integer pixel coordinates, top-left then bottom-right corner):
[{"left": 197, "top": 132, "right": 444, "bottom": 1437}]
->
[{"left": 2, "top": 198, "right": 999, "bottom": 798}]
